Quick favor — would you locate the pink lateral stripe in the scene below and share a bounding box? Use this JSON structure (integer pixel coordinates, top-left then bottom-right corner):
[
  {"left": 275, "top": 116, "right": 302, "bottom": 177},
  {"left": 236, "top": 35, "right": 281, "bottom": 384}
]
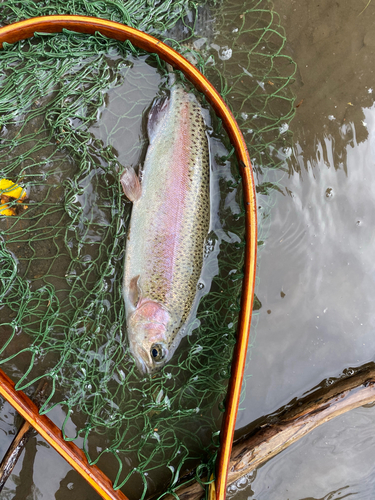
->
[{"left": 157, "top": 100, "right": 192, "bottom": 289}]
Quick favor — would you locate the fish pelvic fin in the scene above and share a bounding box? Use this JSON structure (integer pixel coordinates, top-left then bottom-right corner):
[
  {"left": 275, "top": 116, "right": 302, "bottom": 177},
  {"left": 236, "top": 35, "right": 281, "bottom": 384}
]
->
[
  {"left": 120, "top": 166, "right": 141, "bottom": 202},
  {"left": 129, "top": 275, "right": 141, "bottom": 308}
]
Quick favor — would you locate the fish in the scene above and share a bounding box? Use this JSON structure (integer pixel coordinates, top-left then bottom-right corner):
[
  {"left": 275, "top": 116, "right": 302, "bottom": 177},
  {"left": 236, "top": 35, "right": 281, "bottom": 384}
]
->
[{"left": 121, "top": 83, "right": 210, "bottom": 374}]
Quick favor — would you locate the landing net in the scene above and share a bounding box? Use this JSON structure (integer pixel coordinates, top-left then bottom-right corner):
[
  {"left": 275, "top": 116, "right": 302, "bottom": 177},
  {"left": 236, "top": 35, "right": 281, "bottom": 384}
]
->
[{"left": 0, "top": 0, "right": 295, "bottom": 498}]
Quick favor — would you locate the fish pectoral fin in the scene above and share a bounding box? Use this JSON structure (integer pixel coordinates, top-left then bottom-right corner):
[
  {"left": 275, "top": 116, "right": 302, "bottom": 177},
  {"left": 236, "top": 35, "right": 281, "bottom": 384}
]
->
[
  {"left": 129, "top": 275, "right": 141, "bottom": 307},
  {"left": 120, "top": 167, "right": 141, "bottom": 202}
]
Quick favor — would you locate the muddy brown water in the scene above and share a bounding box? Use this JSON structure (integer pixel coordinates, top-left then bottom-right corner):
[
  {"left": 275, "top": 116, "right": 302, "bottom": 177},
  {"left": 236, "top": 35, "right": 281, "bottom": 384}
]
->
[
  {"left": 231, "top": 1, "right": 375, "bottom": 499},
  {"left": 2, "top": 0, "right": 375, "bottom": 499}
]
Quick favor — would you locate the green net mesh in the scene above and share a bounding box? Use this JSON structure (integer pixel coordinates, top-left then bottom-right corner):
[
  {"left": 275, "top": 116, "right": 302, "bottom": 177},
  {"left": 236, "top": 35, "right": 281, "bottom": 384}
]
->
[{"left": 0, "top": 0, "right": 296, "bottom": 498}]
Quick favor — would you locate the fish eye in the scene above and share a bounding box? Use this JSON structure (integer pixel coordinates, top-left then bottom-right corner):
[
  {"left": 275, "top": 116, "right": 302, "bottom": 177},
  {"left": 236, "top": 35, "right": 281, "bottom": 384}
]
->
[{"left": 150, "top": 343, "right": 166, "bottom": 362}]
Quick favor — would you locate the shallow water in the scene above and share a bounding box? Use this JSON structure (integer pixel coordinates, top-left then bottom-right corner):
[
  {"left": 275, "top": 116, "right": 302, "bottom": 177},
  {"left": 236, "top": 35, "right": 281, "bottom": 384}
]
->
[{"left": 232, "top": 0, "right": 375, "bottom": 499}]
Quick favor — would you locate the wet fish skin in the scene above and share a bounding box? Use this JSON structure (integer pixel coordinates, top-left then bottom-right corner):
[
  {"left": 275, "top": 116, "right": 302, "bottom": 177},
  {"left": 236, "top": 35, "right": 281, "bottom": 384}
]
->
[{"left": 121, "top": 84, "right": 210, "bottom": 374}]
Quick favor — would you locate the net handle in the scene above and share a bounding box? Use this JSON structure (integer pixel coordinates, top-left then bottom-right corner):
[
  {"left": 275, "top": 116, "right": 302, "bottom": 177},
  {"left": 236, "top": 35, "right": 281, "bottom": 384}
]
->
[
  {"left": 0, "top": 368, "right": 128, "bottom": 500},
  {"left": 0, "top": 15, "right": 257, "bottom": 500}
]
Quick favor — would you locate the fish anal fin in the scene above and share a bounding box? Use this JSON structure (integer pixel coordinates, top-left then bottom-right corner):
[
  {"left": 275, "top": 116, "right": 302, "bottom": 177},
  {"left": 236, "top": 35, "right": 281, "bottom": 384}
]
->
[
  {"left": 129, "top": 275, "right": 141, "bottom": 307},
  {"left": 120, "top": 167, "right": 141, "bottom": 202}
]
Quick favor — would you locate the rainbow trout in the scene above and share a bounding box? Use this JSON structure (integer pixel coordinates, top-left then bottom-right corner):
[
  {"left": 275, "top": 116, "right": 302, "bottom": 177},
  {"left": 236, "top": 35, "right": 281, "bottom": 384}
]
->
[{"left": 121, "top": 84, "right": 210, "bottom": 373}]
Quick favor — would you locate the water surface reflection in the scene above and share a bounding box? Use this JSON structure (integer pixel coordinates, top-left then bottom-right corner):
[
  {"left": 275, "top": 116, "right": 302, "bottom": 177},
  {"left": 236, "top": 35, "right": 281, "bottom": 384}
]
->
[{"left": 235, "top": 0, "right": 375, "bottom": 494}]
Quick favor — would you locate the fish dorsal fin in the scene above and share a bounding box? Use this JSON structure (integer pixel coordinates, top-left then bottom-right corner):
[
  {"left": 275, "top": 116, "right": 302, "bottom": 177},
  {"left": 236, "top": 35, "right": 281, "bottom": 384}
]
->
[
  {"left": 120, "top": 167, "right": 142, "bottom": 202},
  {"left": 129, "top": 275, "right": 141, "bottom": 307},
  {"left": 147, "top": 96, "right": 170, "bottom": 142}
]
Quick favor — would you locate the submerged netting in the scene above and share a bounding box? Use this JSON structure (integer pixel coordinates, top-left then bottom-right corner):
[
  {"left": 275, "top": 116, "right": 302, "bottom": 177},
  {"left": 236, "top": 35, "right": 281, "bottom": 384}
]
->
[{"left": 0, "top": 0, "right": 295, "bottom": 498}]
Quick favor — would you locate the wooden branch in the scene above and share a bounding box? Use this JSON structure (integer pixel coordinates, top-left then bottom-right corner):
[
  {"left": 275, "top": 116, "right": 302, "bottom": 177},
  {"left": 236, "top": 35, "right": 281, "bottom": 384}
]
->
[
  {"left": 0, "top": 419, "right": 34, "bottom": 491},
  {"left": 0, "top": 380, "right": 48, "bottom": 492},
  {"left": 165, "top": 363, "right": 375, "bottom": 500}
]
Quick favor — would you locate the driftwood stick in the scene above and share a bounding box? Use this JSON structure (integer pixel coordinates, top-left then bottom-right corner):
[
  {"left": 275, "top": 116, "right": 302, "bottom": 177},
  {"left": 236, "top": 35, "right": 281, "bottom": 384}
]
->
[
  {"left": 0, "top": 419, "right": 34, "bottom": 491},
  {"left": 165, "top": 363, "right": 375, "bottom": 500},
  {"left": 0, "top": 380, "right": 48, "bottom": 492}
]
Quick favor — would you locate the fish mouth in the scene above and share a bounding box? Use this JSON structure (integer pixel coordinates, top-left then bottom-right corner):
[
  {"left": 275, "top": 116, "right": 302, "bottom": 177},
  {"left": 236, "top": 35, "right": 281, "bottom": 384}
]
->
[
  {"left": 129, "top": 341, "right": 150, "bottom": 374},
  {"left": 128, "top": 346, "right": 147, "bottom": 374},
  {"left": 135, "top": 350, "right": 149, "bottom": 374}
]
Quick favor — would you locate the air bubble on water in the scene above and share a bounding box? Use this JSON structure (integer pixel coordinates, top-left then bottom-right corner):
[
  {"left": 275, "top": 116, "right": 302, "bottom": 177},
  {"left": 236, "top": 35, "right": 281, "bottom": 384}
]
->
[
  {"left": 356, "top": 220, "right": 361, "bottom": 226},
  {"left": 204, "top": 238, "right": 215, "bottom": 257},
  {"left": 211, "top": 43, "right": 232, "bottom": 61},
  {"left": 237, "top": 476, "right": 247, "bottom": 488},
  {"left": 279, "top": 123, "right": 289, "bottom": 134},
  {"left": 328, "top": 115, "right": 335, "bottom": 121},
  {"left": 197, "top": 282, "right": 204, "bottom": 290},
  {"left": 283, "top": 147, "right": 292, "bottom": 158}
]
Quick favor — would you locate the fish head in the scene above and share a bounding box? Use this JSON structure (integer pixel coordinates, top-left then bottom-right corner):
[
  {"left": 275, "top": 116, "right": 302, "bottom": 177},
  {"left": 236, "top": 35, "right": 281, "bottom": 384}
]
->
[{"left": 127, "top": 299, "right": 171, "bottom": 374}]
